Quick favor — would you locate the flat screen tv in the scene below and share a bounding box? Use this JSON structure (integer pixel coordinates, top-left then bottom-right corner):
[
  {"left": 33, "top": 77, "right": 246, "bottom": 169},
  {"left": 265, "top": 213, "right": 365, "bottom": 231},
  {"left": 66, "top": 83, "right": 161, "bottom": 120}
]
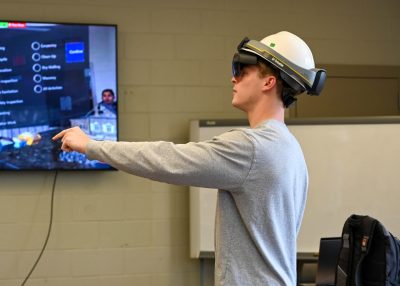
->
[{"left": 0, "top": 20, "right": 118, "bottom": 170}]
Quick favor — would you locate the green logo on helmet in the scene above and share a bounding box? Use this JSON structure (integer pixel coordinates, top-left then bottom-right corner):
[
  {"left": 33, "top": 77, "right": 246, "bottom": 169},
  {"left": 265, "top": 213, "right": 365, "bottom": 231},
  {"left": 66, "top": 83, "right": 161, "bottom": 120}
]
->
[{"left": 270, "top": 43, "right": 276, "bottom": 48}]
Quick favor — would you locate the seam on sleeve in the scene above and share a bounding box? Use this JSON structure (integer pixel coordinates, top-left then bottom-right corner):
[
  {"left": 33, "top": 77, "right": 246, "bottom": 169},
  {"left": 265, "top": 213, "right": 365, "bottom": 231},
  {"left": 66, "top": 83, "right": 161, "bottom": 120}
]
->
[{"left": 237, "top": 131, "right": 256, "bottom": 190}]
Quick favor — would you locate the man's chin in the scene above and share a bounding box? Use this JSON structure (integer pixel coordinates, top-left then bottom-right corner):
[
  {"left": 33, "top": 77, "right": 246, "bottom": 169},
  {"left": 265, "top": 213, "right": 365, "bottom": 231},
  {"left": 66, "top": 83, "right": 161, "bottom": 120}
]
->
[{"left": 232, "top": 101, "right": 246, "bottom": 112}]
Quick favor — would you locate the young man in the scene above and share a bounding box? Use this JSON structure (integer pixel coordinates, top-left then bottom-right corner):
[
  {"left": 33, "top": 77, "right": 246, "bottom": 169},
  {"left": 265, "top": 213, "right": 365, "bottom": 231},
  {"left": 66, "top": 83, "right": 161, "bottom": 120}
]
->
[{"left": 53, "top": 31, "right": 326, "bottom": 285}]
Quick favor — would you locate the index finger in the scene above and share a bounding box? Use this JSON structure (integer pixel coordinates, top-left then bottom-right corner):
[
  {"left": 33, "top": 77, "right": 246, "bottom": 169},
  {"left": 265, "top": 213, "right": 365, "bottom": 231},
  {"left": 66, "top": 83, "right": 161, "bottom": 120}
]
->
[{"left": 52, "top": 129, "right": 69, "bottom": 141}]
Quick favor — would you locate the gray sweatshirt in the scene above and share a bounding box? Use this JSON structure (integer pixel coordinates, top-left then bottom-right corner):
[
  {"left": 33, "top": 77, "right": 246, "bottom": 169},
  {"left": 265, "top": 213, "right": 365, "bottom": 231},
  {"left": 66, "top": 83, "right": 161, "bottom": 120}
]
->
[{"left": 86, "top": 119, "right": 308, "bottom": 286}]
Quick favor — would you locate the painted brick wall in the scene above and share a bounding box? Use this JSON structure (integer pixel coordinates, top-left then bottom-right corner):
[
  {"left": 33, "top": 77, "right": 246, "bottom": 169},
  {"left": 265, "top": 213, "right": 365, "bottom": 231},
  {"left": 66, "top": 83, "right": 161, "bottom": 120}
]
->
[{"left": 0, "top": 0, "right": 399, "bottom": 285}]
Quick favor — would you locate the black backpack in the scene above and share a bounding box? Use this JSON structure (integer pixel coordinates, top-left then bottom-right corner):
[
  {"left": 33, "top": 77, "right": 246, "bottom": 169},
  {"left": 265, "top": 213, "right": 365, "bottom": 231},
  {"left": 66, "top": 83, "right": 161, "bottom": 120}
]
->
[{"left": 336, "top": 214, "right": 400, "bottom": 286}]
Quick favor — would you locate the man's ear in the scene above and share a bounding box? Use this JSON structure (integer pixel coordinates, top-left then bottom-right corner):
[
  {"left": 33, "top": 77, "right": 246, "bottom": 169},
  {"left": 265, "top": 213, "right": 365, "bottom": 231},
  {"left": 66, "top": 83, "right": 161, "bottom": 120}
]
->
[{"left": 262, "top": 75, "right": 277, "bottom": 92}]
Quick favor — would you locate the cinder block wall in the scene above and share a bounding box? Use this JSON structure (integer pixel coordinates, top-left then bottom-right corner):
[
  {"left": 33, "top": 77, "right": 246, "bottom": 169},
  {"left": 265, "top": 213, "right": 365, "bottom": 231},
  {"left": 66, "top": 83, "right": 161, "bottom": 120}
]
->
[{"left": 0, "top": 0, "right": 399, "bottom": 285}]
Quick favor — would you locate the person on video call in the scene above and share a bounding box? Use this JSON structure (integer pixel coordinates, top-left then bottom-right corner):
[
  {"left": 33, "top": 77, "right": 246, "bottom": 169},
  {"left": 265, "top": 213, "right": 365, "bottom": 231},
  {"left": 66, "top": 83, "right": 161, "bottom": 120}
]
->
[
  {"left": 97, "top": 88, "right": 117, "bottom": 115},
  {"left": 53, "top": 31, "right": 326, "bottom": 285}
]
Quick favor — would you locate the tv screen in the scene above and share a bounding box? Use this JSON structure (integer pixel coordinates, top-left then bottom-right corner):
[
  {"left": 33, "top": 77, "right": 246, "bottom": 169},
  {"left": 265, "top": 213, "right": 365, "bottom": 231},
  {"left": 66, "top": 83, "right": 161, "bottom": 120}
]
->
[{"left": 0, "top": 20, "right": 118, "bottom": 170}]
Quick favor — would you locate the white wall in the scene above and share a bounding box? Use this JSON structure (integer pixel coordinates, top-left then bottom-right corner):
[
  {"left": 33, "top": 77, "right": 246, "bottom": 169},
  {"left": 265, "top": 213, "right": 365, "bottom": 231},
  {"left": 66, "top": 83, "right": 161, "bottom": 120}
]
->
[{"left": 0, "top": 0, "right": 399, "bottom": 285}]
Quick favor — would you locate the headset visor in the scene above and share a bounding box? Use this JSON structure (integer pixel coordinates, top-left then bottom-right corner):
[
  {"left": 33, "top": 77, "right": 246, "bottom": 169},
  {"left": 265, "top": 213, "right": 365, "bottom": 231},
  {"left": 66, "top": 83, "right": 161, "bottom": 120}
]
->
[{"left": 232, "top": 52, "right": 258, "bottom": 77}]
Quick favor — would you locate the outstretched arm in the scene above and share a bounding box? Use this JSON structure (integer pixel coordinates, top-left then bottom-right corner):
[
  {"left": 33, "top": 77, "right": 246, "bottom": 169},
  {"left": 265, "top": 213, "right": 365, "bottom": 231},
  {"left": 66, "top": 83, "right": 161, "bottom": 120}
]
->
[{"left": 53, "top": 126, "right": 254, "bottom": 190}]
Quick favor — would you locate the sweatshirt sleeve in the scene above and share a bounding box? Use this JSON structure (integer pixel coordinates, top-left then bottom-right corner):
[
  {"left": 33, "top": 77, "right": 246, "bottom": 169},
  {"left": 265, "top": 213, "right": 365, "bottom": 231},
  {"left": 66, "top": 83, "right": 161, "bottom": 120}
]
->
[{"left": 86, "top": 129, "right": 254, "bottom": 190}]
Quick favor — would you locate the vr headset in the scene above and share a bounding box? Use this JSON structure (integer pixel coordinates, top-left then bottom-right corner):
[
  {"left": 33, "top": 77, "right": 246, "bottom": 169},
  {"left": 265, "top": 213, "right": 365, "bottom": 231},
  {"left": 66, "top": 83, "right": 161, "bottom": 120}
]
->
[{"left": 232, "top": 37, "right": 326, "bottom": 96}]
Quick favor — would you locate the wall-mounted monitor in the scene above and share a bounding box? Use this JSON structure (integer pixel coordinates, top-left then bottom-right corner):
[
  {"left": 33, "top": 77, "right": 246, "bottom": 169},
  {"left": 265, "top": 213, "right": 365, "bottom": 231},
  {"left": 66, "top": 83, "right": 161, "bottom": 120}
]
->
[{"left": 0, "top": 20, "right": 118, "bottom": 170}]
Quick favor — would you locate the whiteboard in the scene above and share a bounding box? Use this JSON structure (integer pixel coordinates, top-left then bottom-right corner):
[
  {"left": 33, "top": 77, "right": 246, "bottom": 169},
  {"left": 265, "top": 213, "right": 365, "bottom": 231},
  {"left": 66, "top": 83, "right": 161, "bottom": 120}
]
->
[{"left": 189, "top": 118, "right": 400, "bottom": 258}]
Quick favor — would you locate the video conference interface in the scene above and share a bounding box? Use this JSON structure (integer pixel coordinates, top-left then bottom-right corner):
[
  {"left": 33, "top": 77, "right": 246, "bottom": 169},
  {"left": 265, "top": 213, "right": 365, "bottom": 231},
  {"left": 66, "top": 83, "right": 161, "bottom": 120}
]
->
[{"left": 0, "top": 21, "right": 117, "bottom": 170}]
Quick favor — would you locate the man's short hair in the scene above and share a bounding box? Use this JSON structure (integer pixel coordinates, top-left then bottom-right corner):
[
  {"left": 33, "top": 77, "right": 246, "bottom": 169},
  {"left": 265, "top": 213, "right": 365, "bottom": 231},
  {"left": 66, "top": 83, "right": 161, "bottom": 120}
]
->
[{"left": 256, "top": 61, "right": 283, "bottom": 95}]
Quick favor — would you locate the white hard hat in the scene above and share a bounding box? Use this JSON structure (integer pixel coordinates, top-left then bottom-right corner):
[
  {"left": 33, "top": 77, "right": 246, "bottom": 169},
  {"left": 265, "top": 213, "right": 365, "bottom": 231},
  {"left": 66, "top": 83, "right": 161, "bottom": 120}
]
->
[
  {"left": 260, "top": 31, "right": 315, "bottom": 70},
  {"left": 232, "top": 31, "right": 326, "bottom": 106}
]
